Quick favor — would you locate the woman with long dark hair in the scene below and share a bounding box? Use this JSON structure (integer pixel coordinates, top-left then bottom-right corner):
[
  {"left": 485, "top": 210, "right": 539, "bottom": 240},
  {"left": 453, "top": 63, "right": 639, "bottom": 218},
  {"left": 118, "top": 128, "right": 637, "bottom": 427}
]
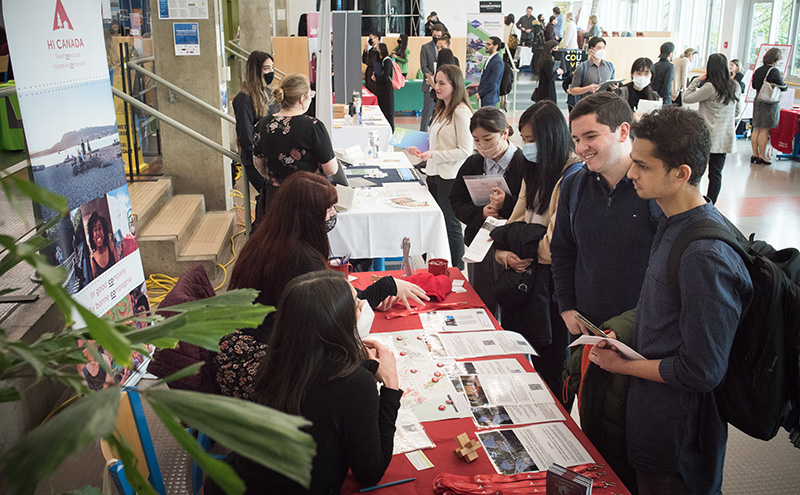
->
[
  {"left": 207, "top": 271, "right": 401, "bottom": 494},
  {"left": 87, "top": 212, "right": 118, "bottom": 279},
  {"left": 371, "top": 42, "right": 395, "bottom": 130},
  {"left": 493, "top": 101, "right": 581, "bottom": 400},
  {"left": 615, "top": 57, "right": 658, "bottom": 112},
  {"left": 409, "top": 64, "right": 473, "bottom": 269},
  {"left": 449, "top": 107, "right": 525, "bottom": 317},
  {"left": 233, "top": 51, "right": 278, "bottom": 195},
  {"left": 533, "top": 40, "right": 562, "bottom": 102},
  {"left": 214, "top": 172, "right": 427, "bottom": 399},
  {"left": 391, "top": 34, "right": 410, "bottom": 77},
  {"left": 683, "top": 53, "right": 741, "bottom": 202},
  {"left": 751, "top": 48, "right": 787, "bottom": 164}
]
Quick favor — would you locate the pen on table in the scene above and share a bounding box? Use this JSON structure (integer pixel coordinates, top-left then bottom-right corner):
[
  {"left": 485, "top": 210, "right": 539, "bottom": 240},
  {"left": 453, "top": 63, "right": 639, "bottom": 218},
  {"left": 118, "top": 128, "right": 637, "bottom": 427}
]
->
[{"left": 359, "top": 478, "right": 416, "bottom": 492}]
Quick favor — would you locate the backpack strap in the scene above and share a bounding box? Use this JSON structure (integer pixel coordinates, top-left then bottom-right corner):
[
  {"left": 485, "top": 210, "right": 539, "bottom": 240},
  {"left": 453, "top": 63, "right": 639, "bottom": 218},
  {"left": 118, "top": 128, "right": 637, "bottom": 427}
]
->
[
  {"left": 567, "top": 166, "right": 589, "bottom": 240},
  {"left": 666, "top": 218, "right": 748, "bottom": 299}
]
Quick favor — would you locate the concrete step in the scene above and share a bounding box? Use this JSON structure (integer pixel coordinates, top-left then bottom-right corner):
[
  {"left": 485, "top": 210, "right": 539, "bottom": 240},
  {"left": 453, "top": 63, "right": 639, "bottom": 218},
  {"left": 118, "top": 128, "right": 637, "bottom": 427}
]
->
[
  {"left": 128, "top": 178, "right": 173, "bottom": 232},
  {"left": 178, "top": 211, "right": 237, "bottom": 280},
  {"left": 138, "top": 194, "right": 205, "bottom": 277}
]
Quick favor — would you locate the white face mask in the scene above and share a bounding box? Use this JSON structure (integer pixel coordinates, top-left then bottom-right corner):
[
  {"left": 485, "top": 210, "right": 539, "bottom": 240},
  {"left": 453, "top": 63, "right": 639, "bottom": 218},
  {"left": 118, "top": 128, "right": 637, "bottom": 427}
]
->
[
  {"left": 593, "top": 48, "right": 607, "bottom": 61},
  {"left": 522, "top": 142, "right": 538, "bottom": 162},
  {"left": 356, "top": 301, "right": 374, "bottom": 339},
  {"left": 477, "top": 137, "right": 506, "bottom": 160},
  {"left": 633, "top": 75, "right": 651, "bottom": 89}
]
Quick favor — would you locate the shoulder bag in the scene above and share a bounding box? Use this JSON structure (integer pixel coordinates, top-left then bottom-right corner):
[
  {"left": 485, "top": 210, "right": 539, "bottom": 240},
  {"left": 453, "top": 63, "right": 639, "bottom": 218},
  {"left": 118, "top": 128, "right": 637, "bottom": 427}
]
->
[{"left": 757, "top": 66, "right": 782, "bottom": 103}]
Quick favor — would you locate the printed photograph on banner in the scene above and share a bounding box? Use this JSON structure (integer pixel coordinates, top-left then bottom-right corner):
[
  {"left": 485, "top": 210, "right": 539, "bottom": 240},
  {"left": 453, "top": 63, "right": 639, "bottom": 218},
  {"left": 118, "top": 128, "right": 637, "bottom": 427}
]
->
[
  {"left": 80, "top": 195, "right": 119, "bottom": 281},
  {"left": 465, "top": 13, "right": 504, "bottom": 86},
  {"left": 76, "top": 338, "right": 155, "bottom": 391},
  {"left": 478, "top": 429, "right": 539, "bottom": 475},
  {"left": 42, "top": 207, "right": 92, "bottom": 295},
  {"left": 107, "top": 184, "right": 139, "bottom": 259},
  {"left": 28, "top": 80, "right": 126, "bottom": 221}
]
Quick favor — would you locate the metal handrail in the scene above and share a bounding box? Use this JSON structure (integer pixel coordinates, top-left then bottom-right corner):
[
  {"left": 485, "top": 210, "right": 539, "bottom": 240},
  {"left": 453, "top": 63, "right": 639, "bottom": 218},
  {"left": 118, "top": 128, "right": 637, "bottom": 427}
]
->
[
  {"left": 226, "top": 46, "right": 247, "bottom": 62},
  {"left": 227, "top": 39, "right": 287, "bottom": 77},
  {"left": 111, "top": 87, "right": 252, "bottom": 235},
  {"left": 127, "top": 61, "right": 236, "bottom": 124}
]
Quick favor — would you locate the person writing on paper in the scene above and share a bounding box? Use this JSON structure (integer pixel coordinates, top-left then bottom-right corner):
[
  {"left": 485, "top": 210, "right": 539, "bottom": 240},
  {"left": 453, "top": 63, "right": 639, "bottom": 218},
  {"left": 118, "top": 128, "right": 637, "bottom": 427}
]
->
[
  {"left": 252, "top": 74, "right": 338, "bottom": 215},
  {"left": 408, "top": 64, "right": 473, "bottom": 270},
  {"left": 214, "top": 172, "right": 428, "bottom": 399},
  {"left": 590, "top": 106, "right": 752, "bottom": 495},
  {"left": 682, "top": 53, "right": 740, "bottom": 202},
  {"left": 493, "top": 101, "right": 582, "bottom": 402},
  {"left": 615, "top": 57, "right": 659, "bottom": 113},
  {"left": 751, "top": 48, "right": 787, "bottom": 165},
  {"left": 568, "top": 37, "right": 617, "bottom": 103},
  {"left": 205, "top": 271, "right": 403, "bottom": 495},
  {"left": 449, "top": 107, "right": 525, "bottom": 317}
]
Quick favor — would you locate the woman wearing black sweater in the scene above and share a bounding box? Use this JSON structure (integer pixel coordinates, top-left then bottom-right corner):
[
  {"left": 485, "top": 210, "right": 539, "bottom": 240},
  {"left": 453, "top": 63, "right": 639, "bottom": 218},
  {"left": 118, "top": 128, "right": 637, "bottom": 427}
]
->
[
  {"left": 532, "top": 40, "right": 563, "bottom": 102},
  {"left": 371, "top": 43, "right": 395, "bottom": 130},
  {"left": 205, "top": 270, "right": 402, "bottom": 494},
  {"left": 449, "top": 107, "right": 524, "bottom": 318}
]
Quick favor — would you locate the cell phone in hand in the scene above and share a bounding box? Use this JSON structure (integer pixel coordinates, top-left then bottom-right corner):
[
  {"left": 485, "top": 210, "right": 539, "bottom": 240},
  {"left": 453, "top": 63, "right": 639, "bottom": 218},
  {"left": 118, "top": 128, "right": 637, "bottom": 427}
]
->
[{"left": 575, "top": 312, "right": 609, "bottom": 338}]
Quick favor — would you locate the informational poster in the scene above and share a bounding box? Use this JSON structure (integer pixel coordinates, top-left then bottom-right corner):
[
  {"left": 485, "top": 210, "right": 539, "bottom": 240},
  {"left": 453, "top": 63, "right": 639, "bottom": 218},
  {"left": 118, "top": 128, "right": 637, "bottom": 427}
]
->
[
  {"left": 4, "top": 0, "right": 148, "bottom": 380},
  {"left": 465, "top": 13, "right": 504, "bottom": 106},
  {"left": 173, "top": 22, "right": 200, "bottom": 56},
  {"left": 158, "top": 0, "right": 209, "bottom": 20},
  {"left": 745, "top": 44, "right": 792, "bottom": 103}
]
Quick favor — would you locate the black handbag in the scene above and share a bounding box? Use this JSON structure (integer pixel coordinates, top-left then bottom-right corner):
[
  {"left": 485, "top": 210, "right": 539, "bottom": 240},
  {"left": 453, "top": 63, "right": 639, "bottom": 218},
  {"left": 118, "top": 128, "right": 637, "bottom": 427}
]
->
[{"left": 494, "top": 266, "right": 536, "bottom": 308}]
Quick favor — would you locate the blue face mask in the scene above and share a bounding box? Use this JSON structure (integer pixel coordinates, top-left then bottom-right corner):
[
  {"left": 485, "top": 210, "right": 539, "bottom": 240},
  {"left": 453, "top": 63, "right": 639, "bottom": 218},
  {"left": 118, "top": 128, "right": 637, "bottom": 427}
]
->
[{"left": 522, "top": 142, "right": 538, "bottom": 162}]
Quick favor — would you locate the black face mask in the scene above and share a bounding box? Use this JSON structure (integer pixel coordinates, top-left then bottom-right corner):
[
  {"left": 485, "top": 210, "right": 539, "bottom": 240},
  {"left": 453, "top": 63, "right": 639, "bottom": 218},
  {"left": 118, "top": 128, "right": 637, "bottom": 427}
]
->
[
  {"left": 325, "top": 214, "right": 337, "bottom": 232},
  {"left": 368, "top": 38, "right": 374, "bottom": 47},
  {"left": 263, "top": 72, "right": 274, "bottom": 86}
]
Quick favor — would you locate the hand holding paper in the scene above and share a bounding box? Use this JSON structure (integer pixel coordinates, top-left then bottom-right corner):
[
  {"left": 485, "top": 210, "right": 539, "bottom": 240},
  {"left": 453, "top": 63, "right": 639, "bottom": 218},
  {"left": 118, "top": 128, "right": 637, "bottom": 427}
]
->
[{"left": 569, "top": 335, "right": 645, "bottom": 361}]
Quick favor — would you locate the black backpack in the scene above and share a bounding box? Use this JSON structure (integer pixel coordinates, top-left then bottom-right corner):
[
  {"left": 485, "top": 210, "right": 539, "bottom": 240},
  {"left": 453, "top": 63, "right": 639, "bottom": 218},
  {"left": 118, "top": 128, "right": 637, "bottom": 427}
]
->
[
  {"left": 499, "top": 57, "right": 514, "bottom": 96},
  {"left": 667, "top": 217, "right": 800, "bottom": 441}
]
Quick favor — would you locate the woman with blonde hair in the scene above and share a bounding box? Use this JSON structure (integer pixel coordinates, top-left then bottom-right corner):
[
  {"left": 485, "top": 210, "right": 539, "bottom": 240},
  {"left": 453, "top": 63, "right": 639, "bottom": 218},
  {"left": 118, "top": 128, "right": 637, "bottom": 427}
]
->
[
  {"left": 252, "top": 73, "right": 338, "bottom": 214},
  {"left": 672, "top": 47, "right": 697, "bottom": 103},
  {"left": 409, "top": 64, "right": 473, "bottom": 269},
  {"left": 234, "top": 51, "right": 279, "bottom": 196},
  {"left": 561, "top": 13, "right": 578, "bottom": 50}
]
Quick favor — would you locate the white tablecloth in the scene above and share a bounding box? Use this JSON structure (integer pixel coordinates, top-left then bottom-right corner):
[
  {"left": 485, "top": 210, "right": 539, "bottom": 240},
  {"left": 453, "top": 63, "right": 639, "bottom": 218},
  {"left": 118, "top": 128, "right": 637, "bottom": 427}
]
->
[
  {"left": 331, "top": 105, "right": 393, "bottom": 155},
  {"left": 328, "top": 185, "right": 451, "bottom": 263}
]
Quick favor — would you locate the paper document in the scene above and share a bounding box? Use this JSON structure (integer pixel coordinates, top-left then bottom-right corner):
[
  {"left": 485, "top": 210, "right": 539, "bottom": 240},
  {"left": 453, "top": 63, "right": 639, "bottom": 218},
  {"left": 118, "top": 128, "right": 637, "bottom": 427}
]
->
[
  {"left": 392, "top": 410, "right": 436, "bottom": 455},
  {"left": 423, "top": 331, "right": 538, "bottom": 359},
  {"left": 419, "top": 308, "right": 495, "bottom": 332},
  {"left": 388, "top": 128, "right": 430, "bottom": 152},
  {"left": 460, "top": 373, "right": 555, "bottom": 406},
  {"left": 463, "top": 175, "right": 512, "bottom": 206},
  {"left": 478, "top": 423, "right": 594, "bottom": 475},
  {"left": 569, "top": 335, "right": 645, "bottom": 360},
  {"left": 463, "top": 217, "right": 506, "bottom": 263},
  {"left": 636, "top": 99, "right": 662, "bottom": 114},
  {"left": 471, "top": 403, "right": 563, "bottom": 428}
]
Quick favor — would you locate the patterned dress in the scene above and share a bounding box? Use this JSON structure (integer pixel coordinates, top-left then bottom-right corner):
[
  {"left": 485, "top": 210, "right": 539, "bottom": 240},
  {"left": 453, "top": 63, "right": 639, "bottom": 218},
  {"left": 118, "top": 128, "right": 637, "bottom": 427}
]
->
[{"left": 252, "top": 114, "right": 335, "bottom": 183}]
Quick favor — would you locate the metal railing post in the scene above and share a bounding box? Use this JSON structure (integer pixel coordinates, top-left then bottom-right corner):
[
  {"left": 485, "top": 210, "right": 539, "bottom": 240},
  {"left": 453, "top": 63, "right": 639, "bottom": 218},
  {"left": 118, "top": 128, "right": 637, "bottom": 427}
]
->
[{"left": 119, "top": 42, "right": 134, "bottom": 182}]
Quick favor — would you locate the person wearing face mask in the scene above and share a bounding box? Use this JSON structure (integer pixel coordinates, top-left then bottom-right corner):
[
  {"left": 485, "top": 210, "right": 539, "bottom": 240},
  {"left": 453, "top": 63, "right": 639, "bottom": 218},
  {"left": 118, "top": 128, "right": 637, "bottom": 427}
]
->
[
  {"left": 492, "top": 101, "right": 582, "bottom": 404},
  {"left": 532, "top": 40, "right": 563, "bottom": 102},
  {"left": 205, "top": 270, "right": 402, "bottom": 495},
  {"left": 449, "top": 108, "right": 524, "bottom": 317},
  {"left": 615, "top": 57, "right": 659, "bottom": 112},
  {"left": 252, "top": 74, "right": 338, "bottom": 218},
  {"left": 419, "top": 23, "right": 445, "bottom": 131},
  {"left": 362, "top": 32, "right": 381, "bottom": 96},
  {"left": 214, "top": 172, "right": 428, "bottom": 400},
  {"left": 424, "top": 12, "right": 447, "bottom": 37},
  {"left": 567, "top": 37, "right": 617, "bottom": 107},
  {"left": 233, "top": 51, "right": 279, "bottom": 198}
]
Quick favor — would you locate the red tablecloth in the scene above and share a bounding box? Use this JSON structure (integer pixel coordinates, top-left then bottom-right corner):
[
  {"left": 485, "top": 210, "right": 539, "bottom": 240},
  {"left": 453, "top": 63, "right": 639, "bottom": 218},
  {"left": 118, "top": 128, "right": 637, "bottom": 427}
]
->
[
  {"left": 341, "top": 270, "right": 631, "bottom": 494},
  {"left": 361, "top": 86, "right": 378, "bottom": 106},
  {"left": 771, "top": 107, "right": 800, "bottom": 154}
]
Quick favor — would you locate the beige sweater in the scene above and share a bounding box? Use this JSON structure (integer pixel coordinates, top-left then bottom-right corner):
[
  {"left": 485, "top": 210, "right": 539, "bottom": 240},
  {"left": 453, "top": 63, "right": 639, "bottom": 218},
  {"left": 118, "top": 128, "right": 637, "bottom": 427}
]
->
[
  {"left": 426, "top": 103, "right": 474, "bottom": 179},
  {"left": 495, "top": 155, "right": 582, "bottom": 267}
]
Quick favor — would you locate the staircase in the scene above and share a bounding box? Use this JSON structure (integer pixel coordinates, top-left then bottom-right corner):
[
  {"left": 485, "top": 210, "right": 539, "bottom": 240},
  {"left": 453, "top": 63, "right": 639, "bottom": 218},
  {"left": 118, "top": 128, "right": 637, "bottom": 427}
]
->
[{"left": 128, "top": 177, "right": 237, "bottom": 283}]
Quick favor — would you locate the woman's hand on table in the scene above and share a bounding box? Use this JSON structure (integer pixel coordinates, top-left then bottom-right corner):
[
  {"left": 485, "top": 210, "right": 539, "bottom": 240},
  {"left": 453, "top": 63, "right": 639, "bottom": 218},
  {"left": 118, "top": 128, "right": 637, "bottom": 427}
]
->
[
  {"left": 505, "top": 252, "right": 533, "bottom": 273},
  {"left": 394, "top": 279, "right": 429, "bottom": 310},
  {"left": 363, "top": 339, "right": 400, "bottom": 389},
  {"left": 375, "top": 295, "right": 400, "bottom": 312}
]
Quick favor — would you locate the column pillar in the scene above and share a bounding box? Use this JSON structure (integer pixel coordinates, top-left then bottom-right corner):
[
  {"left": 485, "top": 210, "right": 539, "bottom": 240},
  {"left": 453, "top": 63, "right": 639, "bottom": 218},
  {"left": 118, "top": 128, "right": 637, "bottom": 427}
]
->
[
  {"left": 150, "top": 0, "right": 232, "bottom": 211},
  {"left": 239, "top": 0, "right": 274, "bottom": 54}
]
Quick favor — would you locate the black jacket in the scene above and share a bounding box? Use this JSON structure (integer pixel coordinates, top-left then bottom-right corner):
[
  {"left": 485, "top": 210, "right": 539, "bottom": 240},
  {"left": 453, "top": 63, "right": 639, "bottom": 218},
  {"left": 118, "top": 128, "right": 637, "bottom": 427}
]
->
[
  {"left": 652, "top": 58, "right": 675, "bottom": 104},
  {"left": 449, "top": 148, "right": 525, "bottom": 245}
]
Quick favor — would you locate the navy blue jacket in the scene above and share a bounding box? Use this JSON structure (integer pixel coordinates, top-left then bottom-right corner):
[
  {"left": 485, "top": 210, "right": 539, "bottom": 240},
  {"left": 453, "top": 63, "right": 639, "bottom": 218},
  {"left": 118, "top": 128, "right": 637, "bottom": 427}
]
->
[
  {"left": 479, "top": 53, "right": 504, "bottom": 107},
  {"left": 550, "top": 168, "right": 658, "bottom": 325},
  {"left": 627, "top": 202, "right": 752, "bottom": 495}
]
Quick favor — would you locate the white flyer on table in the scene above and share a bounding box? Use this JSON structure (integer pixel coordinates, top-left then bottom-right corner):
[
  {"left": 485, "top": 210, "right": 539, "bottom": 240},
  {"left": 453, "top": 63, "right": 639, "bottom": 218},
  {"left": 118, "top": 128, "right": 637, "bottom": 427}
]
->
[
  {"left": 478, "top": 423, "right": 594, "bottom": 475},
  {"left": 419, "top": 308, "right": 495, "bottom": 332},
  {"left": 392, "top": 409, "right": 436, "bottom": 455},
  {"left": 463, "top": 174, "right": 512, "bottom": 206},
  {"left": 461, "top": 373, "right": 555, "bottom": 406},
  {"left": 471, "top": 403, "right": 564, "bottom": 428},
  {"left": 423, "top": 331, "right": 538, "bottom": 359},
  {"left": 569, "top": 335, "right": 645, "bottom": 360},
  {"left": 463, "top": 217, "right": 506, "bottom": 264}
]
